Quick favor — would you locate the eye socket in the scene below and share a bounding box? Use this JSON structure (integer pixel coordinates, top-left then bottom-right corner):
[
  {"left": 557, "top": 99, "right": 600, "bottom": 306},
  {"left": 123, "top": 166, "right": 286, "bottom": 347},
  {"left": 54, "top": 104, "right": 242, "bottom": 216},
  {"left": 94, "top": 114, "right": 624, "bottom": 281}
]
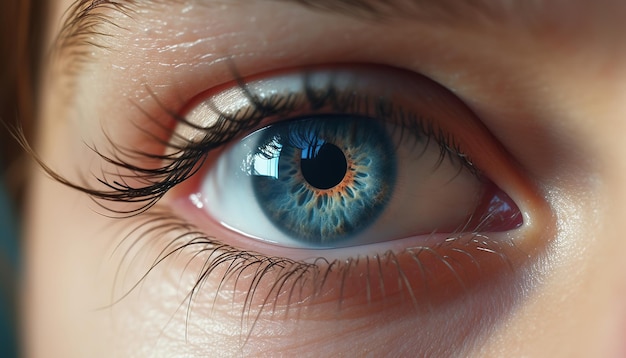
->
[
  {"left": 171, "top": 66, "right": 524, "bottom": 253},
  {"left": 68, "top": 62, "right": 550, "bottom": 327}
]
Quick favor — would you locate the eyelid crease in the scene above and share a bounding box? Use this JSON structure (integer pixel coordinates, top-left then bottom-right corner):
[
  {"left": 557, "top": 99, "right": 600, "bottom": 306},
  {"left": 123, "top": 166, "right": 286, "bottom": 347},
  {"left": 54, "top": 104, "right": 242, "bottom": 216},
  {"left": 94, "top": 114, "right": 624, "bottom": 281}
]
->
[
  {"left": 53, "top": 0, "right": 538, "bottom": 90},
  {"left": 56, "top": 0, "right": 522, "bottom": 53}
]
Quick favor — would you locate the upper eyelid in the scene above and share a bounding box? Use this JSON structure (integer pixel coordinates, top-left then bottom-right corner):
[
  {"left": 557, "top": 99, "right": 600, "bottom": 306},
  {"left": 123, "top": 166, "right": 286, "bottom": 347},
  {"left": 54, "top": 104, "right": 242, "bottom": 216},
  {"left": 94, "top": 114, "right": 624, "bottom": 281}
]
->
[
  {"left": 175, "top": 66, "right": 540, "bottom": 212},
  {"left": 66, "top": 64, "right": 524, "bottom": 217},
  {"left": 46, "top": 1, "right": 552, "bottom": 227},
  {"left": 66, "top": 66, "right": 484, "bottom": 218}
]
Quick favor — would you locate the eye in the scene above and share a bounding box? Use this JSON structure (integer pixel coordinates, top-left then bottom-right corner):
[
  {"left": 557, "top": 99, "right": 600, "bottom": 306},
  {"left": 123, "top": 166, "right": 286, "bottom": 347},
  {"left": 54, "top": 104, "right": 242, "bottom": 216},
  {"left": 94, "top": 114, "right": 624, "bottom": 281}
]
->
[{"left": 172, "top": 66, "right": 523, "bottom": 253}]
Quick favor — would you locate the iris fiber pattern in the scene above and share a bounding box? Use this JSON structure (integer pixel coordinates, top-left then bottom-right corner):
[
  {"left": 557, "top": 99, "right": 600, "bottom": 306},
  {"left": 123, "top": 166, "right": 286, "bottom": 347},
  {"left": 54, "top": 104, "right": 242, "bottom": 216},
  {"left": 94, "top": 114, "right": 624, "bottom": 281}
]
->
[{"left": 252, "top": 116, "right": 397, "bottom": 246}]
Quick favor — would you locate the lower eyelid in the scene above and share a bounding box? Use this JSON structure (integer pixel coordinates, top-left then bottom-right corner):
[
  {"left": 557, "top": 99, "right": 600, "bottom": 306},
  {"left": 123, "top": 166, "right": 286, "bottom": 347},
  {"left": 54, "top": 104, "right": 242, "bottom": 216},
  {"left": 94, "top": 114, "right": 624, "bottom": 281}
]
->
[
  {"left": 160, "top": 182, "right": 551, "bottom": 329},
  {"left": 102, "top": 154, "right": 553, "bottom": 358},
  {"left": 114, "top": 203, "right": 545, "bottom": 327},
  {"left": 95, "top": 203, "right": 549, "bottom": 358}
]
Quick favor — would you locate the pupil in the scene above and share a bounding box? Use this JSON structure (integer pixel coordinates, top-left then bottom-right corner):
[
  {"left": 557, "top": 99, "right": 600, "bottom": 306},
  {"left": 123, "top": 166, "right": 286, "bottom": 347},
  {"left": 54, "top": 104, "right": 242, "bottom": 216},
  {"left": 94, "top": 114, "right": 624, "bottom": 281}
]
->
[{"left": 300, "top": 142, "right": 347, "bottom": 190}]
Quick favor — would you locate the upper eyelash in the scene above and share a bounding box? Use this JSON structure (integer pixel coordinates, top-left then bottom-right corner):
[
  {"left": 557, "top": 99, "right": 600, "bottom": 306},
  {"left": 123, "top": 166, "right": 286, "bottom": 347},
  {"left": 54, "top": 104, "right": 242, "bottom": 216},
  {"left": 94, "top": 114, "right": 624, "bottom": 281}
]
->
[{"left": 75, "top": 70, "right": 478, "bottom": 217}]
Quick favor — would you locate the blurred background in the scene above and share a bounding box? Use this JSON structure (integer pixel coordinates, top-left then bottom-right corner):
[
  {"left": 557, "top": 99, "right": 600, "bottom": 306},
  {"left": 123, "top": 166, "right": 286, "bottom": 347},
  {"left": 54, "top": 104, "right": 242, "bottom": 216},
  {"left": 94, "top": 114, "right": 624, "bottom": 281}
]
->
[{"left": 1, "top": 0, "right": 46, "bottom": 356}]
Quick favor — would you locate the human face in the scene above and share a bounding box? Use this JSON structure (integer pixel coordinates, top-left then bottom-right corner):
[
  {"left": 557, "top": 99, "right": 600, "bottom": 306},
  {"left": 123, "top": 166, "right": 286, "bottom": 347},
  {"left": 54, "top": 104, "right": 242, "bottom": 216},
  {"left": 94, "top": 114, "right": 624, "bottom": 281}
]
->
[{"left": 25, "top": 0, "right": 626, "bottom": 356}]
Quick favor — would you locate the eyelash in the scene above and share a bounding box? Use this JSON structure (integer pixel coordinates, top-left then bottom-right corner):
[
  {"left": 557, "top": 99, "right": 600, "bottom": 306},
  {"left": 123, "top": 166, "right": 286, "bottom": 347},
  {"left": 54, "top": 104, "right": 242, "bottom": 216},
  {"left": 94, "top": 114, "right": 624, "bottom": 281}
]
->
[{"left": 35, "top": 66, "right": 518, "bottom": 341}]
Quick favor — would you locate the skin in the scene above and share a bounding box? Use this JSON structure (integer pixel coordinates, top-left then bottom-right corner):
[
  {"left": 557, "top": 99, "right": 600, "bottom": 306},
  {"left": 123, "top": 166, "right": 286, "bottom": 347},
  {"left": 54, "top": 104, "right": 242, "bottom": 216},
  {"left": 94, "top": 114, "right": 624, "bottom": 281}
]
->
[{"left": 24, "top": 0, "right": 626, "bottom": 356}]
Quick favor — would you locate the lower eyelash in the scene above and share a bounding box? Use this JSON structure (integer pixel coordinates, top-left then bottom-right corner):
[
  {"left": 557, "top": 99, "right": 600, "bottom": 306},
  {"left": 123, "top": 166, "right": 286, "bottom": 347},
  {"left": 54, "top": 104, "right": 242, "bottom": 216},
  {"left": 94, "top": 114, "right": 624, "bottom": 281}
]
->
[{"left": 105, "top": 204, "right": 517, "bottom": 344}]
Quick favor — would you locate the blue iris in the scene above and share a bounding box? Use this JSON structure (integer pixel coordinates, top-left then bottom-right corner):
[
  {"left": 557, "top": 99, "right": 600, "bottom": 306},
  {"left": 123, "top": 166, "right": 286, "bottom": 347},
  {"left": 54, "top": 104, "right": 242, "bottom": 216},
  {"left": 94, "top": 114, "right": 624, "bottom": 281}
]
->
[{"left": 251, "top": 115, "right": 396, "bottom": 246}]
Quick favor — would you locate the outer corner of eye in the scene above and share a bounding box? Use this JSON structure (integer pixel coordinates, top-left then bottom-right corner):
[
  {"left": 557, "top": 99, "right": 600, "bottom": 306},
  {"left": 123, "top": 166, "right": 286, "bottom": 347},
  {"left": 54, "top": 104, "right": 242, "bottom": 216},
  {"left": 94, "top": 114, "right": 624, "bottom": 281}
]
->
[
  {"left": 492, "top": 168, "right": 555, "bottom": 256},
  {"left": 463, "top": 128, "right": 555, "bottom": 249}
]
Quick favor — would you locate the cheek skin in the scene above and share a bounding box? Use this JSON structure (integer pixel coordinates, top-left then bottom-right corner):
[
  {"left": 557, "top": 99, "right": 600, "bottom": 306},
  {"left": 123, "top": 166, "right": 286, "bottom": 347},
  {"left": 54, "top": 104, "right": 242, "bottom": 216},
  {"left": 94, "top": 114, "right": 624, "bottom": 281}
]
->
[
  {"left": 424, "top": 31, "right": 626, "bottom": 356},
  {"left": 473, "top": 59, "right": 626, "bottom": 356},
  {"left": 25, "top": 114, "right": 111, "bottom": 356}
]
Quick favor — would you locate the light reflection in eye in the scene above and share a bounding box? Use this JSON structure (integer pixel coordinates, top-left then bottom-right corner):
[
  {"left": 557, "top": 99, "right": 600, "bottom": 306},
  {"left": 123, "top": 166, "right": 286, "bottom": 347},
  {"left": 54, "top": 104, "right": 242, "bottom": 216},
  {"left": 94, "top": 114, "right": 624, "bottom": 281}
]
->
[
  {"left": 177, "top": 67, "right": 523, "bottom": 250},
  {"left": 249, "top": 137, "right": 282, "bottom": 179}
]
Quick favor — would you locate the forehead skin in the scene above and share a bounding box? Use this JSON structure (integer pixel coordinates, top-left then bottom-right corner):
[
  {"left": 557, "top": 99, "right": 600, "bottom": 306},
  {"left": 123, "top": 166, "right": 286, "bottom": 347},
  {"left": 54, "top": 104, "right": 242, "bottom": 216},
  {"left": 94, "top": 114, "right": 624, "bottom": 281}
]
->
[{"left": 26, "top": 0, "right": 626, "bottom": 356}]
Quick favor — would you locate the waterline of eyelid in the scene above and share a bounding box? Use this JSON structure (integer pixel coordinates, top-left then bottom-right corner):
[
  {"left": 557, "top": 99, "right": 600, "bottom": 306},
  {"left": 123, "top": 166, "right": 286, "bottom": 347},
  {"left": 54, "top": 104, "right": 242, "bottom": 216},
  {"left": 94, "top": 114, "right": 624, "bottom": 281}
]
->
[{"left": 178, "top": 191, "right": 524, "bottom": 262}]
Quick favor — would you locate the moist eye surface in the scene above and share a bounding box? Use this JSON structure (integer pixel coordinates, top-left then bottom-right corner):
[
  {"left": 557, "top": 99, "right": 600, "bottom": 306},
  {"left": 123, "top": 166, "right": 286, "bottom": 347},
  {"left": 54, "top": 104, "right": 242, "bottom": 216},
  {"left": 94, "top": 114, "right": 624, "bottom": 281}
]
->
[{"left": 179, "top": 67, "right": 524, "bottom": 252}]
